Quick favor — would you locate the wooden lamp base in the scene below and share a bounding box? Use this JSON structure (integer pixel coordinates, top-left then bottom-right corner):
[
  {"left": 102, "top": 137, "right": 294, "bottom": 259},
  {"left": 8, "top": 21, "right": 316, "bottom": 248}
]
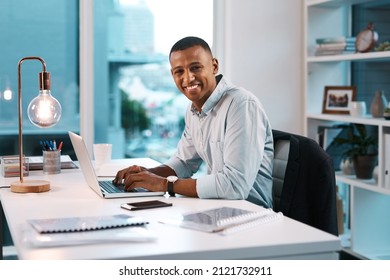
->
[{"left": 10, "top": 180, "right": 51, "bottom": 193}]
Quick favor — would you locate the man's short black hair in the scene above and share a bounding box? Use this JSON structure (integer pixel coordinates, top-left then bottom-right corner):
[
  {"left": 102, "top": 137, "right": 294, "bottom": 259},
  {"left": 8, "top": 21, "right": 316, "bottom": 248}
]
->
[{"left": 169, "top": 36, "right": 212, "bottom": 58}]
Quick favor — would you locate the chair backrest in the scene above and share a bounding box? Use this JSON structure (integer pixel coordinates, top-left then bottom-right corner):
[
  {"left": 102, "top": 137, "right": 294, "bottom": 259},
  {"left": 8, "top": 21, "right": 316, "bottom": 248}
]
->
[
  {"left": 272, "top": 139, "right": 290, "bottom": 212},
  {"left": 272, "top": 129, "right": 339, "bottom": 236}
]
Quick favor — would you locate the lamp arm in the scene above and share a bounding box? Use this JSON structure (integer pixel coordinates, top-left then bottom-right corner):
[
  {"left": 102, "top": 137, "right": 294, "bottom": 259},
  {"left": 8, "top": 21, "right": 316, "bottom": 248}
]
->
[{"left": 17, "top": 57, "right": 47, "bottom": 182}]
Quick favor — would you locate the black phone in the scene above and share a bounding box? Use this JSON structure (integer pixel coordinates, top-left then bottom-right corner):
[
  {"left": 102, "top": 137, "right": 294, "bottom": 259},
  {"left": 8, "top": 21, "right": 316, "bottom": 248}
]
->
[{"left": 120, "top": 200, "right": 172, "bottom": 211}]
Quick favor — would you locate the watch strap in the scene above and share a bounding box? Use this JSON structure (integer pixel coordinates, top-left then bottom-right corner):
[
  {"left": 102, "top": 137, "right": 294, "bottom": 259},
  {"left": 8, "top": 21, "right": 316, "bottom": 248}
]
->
[{"left": 167, "top": 180, "right": 175, "bottom": 197}]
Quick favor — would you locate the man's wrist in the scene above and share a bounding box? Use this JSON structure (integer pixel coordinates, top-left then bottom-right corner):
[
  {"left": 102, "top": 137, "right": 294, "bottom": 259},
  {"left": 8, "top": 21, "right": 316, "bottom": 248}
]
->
[{"left": 166, "top": 175, "right": 178, "bottom": 196}]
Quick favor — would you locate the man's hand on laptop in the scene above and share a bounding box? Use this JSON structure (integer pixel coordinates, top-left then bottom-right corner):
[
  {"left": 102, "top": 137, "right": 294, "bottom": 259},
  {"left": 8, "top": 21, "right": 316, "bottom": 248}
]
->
[{"left": 113, "top": 165, "right": 166, "bottom": 192}]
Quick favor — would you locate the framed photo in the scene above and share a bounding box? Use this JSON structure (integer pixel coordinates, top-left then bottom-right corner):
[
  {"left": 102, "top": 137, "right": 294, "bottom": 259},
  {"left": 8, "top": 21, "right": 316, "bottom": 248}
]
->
[{"left": 322, "top": 86, "right": 356, "bottom": 114}]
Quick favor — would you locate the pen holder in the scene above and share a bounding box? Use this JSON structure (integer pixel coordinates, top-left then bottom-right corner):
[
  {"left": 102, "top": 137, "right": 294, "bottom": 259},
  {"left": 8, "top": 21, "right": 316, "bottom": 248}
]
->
[
  {"left": 1, "top": 155, "right": 29, "bottom": 177},
  {"left": 43, "top": 150, "right": 61, "bottom": 174}
]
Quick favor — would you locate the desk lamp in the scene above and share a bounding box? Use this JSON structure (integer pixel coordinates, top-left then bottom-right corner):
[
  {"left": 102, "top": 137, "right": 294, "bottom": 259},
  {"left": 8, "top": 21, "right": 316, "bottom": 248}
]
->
[{"left": 10, "top": 57, "right": 62, "bottom": 193}]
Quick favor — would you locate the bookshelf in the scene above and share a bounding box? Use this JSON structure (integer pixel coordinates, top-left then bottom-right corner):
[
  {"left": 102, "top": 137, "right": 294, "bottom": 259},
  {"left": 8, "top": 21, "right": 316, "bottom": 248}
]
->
[{"left": 304, "top": 0, "right": 390, "bottom": 260}]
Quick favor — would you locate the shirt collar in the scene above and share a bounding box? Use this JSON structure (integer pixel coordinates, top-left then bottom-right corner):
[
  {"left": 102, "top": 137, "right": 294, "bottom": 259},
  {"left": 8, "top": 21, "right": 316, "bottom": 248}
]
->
[{"left": 191, "top": 74, "right": 225, "bottom": 117}]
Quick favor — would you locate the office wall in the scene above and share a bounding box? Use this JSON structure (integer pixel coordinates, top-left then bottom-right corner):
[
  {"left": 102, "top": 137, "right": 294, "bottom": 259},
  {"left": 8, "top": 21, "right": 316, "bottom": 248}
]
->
[{"left": 215, "top": 0, "right": 303, "bottom": 134}]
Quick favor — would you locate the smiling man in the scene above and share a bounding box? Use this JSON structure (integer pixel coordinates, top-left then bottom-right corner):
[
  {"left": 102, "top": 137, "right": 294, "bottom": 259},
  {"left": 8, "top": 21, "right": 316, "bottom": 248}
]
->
[{"left": 114, "top": 36, "right": 274, "bottom": 208}]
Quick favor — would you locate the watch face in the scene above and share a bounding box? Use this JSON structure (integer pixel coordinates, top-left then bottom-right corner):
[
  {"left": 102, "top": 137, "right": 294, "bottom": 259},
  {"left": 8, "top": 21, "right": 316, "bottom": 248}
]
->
[
  {"left": 356, "top": 29, "right": 374, "bottom": 53},
  {"left": 167, "top": 175, "right": 178, "bottom": 182}
]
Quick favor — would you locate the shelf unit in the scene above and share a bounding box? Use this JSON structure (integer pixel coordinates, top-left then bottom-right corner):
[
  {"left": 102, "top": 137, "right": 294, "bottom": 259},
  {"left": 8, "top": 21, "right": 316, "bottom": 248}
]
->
[{"left": 304, "top": 0, "right": 390, "bottom": 260}]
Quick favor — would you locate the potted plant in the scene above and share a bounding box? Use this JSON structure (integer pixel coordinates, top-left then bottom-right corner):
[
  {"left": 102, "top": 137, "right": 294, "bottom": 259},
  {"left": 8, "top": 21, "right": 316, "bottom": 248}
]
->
[{"left": 334, "top": 123, "right": 378, "bottom": 179}]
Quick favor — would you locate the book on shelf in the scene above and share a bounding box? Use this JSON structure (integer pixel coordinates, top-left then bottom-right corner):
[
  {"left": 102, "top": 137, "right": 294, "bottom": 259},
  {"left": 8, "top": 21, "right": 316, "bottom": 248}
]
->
[
  {"left": 316, "top": 36, "right": 346, "bottom": 45},
  {"left": 315, "top": 48, "right": 344, "bottom": 56},
  {"left": 315, "top": 36, "right": 356, "bottom": 45},
  {"left": 314, "top": 36, "right": 356, "bottom": 56},
  {"left": 159, "top": 206, "right": 282, "bottom": 234},
  {"left": 345, "top": 46, "right": 356, "bottom": 52},
  {"left": 316, "top": 42, "right": 347, "bottom": 50}
]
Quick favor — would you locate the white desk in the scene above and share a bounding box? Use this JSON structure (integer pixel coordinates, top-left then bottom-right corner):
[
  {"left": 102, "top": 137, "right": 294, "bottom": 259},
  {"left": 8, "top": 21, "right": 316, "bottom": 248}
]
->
[{"left": 0, "top": 158, "right": 341, "bottom": 260}]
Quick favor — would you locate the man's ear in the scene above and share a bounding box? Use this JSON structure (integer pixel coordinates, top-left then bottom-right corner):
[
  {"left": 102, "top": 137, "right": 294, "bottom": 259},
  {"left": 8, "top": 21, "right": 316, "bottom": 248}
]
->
[{"left": 212, "top": 58, "right": 219, "bottom": 74}]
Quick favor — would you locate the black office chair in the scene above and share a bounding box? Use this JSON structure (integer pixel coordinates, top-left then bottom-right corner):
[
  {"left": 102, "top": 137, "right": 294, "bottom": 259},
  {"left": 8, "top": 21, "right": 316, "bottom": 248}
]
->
[{"left": 272, "top": 129, "right": 339, "bottom": 236}]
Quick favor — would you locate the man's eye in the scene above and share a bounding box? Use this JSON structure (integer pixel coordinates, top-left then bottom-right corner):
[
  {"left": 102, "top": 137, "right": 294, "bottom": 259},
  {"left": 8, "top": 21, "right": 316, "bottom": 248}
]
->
[
  {"left": 191, "top": 66, "right": 201, "bottom": 72},
  {"left": 174, "top": 70, "right": 183, "bottom": 75}
]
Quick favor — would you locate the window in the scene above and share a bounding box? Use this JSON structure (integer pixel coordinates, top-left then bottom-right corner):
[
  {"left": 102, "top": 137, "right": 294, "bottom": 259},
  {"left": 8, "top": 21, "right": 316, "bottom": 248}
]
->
[
  {"left": 0, "top": 0, "right": 213, "bottom": 165},
  {"left": 93, "top": 0, "right": 213, "bottom": 162},
  {"left": 0, "top": 0, "right": 79, "bottom": 158}
]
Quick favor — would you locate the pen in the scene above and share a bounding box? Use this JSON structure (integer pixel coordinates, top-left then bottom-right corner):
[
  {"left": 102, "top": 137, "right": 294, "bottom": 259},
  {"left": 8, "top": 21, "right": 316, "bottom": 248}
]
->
[
  {"left": 39, "top": 140, "right": 46, "bottom": 151},
  {"left": 45, "top": 140, "right": 52, "bottom": 150},
  {"left": 58, "top": 141, "right": 63, "bottom": 151}
]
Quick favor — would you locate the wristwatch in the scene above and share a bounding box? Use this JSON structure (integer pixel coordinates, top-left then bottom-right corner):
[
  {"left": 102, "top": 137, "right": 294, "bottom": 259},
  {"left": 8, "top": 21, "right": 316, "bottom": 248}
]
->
[{"left": 166, "top": 175, "right": 178, "bottom": 197}]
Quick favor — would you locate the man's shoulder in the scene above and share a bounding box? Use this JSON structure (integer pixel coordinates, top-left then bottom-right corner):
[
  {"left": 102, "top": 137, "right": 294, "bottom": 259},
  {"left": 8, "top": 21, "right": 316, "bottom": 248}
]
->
[
  {"left": 220, "top": 78, "right": 257, "bottom": 99},
  {"left": 223, "top": 86, "right": 259, "bottom": 104}
]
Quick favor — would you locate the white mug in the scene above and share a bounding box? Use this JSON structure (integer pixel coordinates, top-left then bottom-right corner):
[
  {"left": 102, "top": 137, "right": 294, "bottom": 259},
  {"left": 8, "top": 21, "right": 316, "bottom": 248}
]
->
[
  {"left": 93, "top": 143, "right": 112, "bottom": 165},
  {"left": 350, "top": 101, "right": 366, "bottom": 117}
]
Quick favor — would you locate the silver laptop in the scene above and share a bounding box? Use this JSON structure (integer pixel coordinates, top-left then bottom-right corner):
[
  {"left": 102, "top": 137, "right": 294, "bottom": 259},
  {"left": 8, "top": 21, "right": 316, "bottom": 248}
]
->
[{"left": 68, "top": 131, "right": 165, "bottom": 198}]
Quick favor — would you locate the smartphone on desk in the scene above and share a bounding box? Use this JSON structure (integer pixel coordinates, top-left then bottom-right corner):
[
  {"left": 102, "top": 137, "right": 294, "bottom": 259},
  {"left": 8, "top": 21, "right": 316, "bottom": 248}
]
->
[{"left": 121, "top": 200, "right": 172, "bottom": 211}]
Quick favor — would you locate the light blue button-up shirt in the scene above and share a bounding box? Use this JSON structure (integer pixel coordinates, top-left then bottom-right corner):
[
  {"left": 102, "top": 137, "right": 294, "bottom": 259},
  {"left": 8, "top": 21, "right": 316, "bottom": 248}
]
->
[{"left": 165, "top": 75, "right": 273, "bottom": 208}]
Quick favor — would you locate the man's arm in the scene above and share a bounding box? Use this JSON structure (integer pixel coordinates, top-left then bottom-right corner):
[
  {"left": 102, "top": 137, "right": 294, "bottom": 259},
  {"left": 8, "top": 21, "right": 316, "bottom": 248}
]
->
[
  {"left": 151, "top": 165, "right": 199, "bottom": 197},
  {"left": 148, "top": 164, "right": 176, "bottom": 177},
  {"left": 113, "top": 164, "right": 199, "bottom": 197}
]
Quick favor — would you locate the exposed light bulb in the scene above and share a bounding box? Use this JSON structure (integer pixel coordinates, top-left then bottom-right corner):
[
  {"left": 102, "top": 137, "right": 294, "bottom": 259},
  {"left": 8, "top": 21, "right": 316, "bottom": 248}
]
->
[
  {"left": 27, "top": 71, "right": 61, "bottom": 128},
  {"left": 28, "top": 89, "right": 62, "bottom": 128},
  {"left": 3, "top": 88, "right": 12, "bottom": 100}
]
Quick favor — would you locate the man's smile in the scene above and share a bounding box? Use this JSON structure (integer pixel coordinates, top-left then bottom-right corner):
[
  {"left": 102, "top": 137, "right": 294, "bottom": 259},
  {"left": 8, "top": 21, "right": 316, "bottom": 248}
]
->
[{"left": 184, "top": 84, "right": 200, "bottom": 93}]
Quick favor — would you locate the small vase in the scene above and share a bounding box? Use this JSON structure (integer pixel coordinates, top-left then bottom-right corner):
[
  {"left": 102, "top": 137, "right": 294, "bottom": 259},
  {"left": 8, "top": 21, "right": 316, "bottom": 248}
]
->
[
  {"left": 340, "top": 158, "right": 355, "bottom": 175},
  {"left": 370, "top": 90, "right": 388, "bottom": 118}
]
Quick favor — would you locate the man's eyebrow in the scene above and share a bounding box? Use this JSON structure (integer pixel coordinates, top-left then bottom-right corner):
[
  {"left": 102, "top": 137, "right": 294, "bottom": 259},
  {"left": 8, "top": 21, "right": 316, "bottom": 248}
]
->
[
  {"left": 172, "top": 61, "right": 202, "bottom": 70},
  {"left": 171, "top": 66, "right": 183, "bottom": 72}
]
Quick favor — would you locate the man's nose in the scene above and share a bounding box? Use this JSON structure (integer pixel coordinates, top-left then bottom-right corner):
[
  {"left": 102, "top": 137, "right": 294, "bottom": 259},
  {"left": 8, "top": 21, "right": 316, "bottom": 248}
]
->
[{"left": 184, "top": 71, "right": 195, "bottom": 83}]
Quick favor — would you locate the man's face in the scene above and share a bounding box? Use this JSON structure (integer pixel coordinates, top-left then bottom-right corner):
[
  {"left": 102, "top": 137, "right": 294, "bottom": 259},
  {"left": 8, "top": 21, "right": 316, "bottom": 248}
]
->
[{"left": 170, "top": 45, "right": 219, "bottom": 111}]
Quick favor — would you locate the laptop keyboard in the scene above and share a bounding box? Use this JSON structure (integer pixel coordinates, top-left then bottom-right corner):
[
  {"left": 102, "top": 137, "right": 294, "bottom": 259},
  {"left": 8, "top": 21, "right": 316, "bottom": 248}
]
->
[
  {"left": 98, "top": 181, "right": 149, "bottom": 193},
  {"left": 99, "top": 181, "right": 125, "bottom": 193}
]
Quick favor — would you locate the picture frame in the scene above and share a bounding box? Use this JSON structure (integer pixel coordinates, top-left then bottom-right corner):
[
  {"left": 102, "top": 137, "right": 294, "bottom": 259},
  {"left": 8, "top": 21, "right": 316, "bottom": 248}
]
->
[{"left": 322, "top": 86, "right": 356, "bottom": 114}]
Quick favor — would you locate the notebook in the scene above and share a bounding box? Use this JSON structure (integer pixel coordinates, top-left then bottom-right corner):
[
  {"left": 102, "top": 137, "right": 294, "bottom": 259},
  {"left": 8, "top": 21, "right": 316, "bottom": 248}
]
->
[
  {"left": 24, "top": 214, "right": 156, "bottom": 247},
  {"left": 24, "top": 226, "right": 157, "bottom": 247},
  {"left": 28, "top": 214, "right": 148, "bottom": 234},
  {"left": 68, "top": 131, "right": 165, "bottom": 198},
  {"left": 160, "top": 206, "right": 283, "bottom": 234}
]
